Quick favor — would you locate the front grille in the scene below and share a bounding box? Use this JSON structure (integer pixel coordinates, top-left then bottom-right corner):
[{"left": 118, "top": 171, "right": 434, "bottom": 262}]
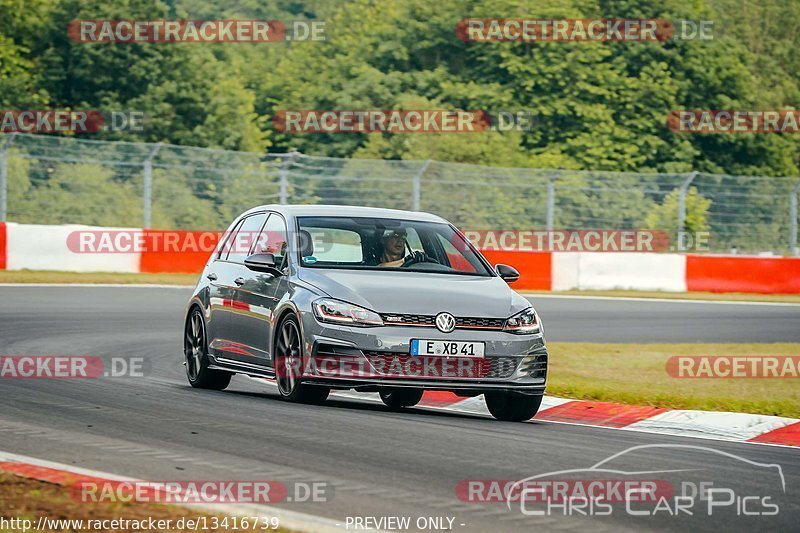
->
[
  {"left": 380, "top": 313, "right": 505, "bottom": 330},
  {"left": 362, "top": 353, "right": 520, "bottom": 379},
  {"left": 381, "top": 313, "right": 435, "bottom": 326},
  {"left": 456, "top": 316, "right": 506, "bottom": 329}
]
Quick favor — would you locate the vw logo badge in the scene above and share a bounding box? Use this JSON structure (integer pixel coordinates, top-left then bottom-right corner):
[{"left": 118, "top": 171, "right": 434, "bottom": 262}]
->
[{"left": 435, "top": 312, "right": 456, "bottom": 333}]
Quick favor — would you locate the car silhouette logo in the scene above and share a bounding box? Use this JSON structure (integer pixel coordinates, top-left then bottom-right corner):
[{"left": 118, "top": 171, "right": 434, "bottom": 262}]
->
[{"left": 435, "top": 312, "right": 456, "bottom": 333}]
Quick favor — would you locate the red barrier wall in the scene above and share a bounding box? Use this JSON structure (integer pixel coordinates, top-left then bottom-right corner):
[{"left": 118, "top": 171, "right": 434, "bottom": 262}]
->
[
  {"left": 0, "top": 222, "right": 6, "bottom": 270},
  {"left": 480, "top": 250, "right": 551, "bottom": 290},
  {"left": 139, "top": 230, "right": 216, "bottom": 274},
  {"left": 687, "top": 255, "right": 800, "bottom": 294}
]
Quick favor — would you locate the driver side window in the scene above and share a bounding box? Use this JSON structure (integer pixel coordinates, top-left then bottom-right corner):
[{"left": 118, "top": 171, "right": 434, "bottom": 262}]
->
[
  {"left": 225, "top": 213, "right": 268, "bottom": 263},
  {"left": 436, "top": 233, "right": 477, "bottom": 272},
  {"left": 253, "top": 214, "right": 289, "bottom": 269}
]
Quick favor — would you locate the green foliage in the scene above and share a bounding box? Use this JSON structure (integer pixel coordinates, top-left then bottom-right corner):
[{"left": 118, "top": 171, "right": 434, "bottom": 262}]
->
[
  {"left": 0, "top": 0, "right": 798, "bottom": 238},
  {"left": 12, "top": 162, "right": 142, "bottom": 226},
  {"left": 645, "top": 186, "right": 712, "bottom": 234}
]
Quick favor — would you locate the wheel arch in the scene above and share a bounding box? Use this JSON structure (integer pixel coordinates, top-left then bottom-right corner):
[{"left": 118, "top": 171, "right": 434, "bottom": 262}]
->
[
  {"left": 271, "top": 304, "right": 305, "bottom": 364},
  {"left": 184, "top": 301, "right": 205, "bottom": 331}
]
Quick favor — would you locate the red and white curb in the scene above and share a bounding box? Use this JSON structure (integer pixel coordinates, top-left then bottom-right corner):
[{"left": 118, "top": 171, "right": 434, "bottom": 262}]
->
[
  {"left": 326, "top": 389, "right": 800, "bottom": 447},
  {"left": 0, "top": 450, "right": 342, "bottom": 533}
]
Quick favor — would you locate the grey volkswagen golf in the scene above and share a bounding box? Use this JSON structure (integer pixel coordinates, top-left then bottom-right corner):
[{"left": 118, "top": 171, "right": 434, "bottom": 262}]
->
[{"left": 184, "top": 205, "right": 547, "bottom": 421}]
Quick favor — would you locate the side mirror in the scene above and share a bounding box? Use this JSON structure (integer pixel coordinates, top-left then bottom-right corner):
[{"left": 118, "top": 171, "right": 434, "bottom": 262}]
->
[
  {"left": 495, "top": 264, "right": 520, "bottom": 284},
  {"left": 244, "top": 253, "right": 281, "bottom": 275}
]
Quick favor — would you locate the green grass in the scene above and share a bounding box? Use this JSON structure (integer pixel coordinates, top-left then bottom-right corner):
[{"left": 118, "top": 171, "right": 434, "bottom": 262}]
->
[{"left": 547, "top": 343, "right": 800, "bottom": 418}]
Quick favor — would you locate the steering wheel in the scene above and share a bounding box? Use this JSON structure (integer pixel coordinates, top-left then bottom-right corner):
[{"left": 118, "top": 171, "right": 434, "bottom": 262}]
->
[{"left": 401, "top": 251, "right": 440, "bottom": 267}]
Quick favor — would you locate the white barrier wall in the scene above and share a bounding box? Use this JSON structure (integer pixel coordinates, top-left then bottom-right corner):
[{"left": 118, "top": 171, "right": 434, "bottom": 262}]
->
[
  {"left": 551, "top": 253, "right": 580, "bottom": 291},
  {"left": 552, "top": 252, "right": 687, "bottom": 292},
  {"left": 5, "top": 223, "right": 141, "bottom": 273}
]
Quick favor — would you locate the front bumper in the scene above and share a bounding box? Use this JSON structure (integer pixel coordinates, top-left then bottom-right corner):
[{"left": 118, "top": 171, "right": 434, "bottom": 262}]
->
[{"left": 298, "top": 314, "right": 548, "bottom": 395}]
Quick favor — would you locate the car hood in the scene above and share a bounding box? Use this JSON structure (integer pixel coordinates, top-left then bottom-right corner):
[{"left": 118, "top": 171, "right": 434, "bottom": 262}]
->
[{"left": 297, "top": 268, "right": 531, "bottom": 317}]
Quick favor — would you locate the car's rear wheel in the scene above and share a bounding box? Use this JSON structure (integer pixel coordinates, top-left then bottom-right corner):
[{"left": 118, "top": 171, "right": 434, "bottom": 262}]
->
[
  {"left": 274, "top": 315, "right": 329, "bottom": 404},
  {"left": 485, "top": 392, "right": 542, "bottom": 421},
  {"left": 184, "top": 307, "right": 231, "bottom": 390},
  {"left": 379, "top": 388, "right": 424, "bottom": 410}
]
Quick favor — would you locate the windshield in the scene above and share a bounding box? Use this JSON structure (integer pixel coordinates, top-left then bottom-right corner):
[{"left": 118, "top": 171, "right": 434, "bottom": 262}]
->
[{"left": 296, "top": 216, "right": 493, "bottom": 276}]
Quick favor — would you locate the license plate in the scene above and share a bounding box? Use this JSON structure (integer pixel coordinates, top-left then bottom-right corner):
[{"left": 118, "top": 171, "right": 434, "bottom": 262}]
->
[{"left": 410, "top": 339, "right": 485, "bottom": 358}]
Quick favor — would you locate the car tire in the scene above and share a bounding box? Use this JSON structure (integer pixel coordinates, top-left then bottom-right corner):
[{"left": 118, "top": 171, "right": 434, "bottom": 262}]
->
[
  {"left": 184, "top": 307, "right": 232, "bottom": 390},
  {"left": 274, "top": 314, "right": 330, "bottom": 405},
  {"left": 485, "top": 392, "right": 543, "bottom": 421},
  {"left": 379, "top": 388, "right": 424, "bottom": 410}
]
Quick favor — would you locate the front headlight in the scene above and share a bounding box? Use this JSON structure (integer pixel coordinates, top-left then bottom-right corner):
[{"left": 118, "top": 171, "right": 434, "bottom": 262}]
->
[
  {"left": 313, "top": 298, "right": 384, "bottom": 327},
  {"left": 503, "top": 308, "right": 540, "bottom": 334}
]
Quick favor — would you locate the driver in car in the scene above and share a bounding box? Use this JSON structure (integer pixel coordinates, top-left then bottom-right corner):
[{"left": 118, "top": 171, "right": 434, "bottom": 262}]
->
[{"left": 378, "top": 228, "right": 429, "bottom": 267}]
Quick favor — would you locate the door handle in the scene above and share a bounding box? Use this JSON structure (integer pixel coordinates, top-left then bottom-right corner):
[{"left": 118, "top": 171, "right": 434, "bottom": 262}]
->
[
  {"left": 234, "top": 277, "right": 246, "bottom": 286},
  {"left": 206, "top": 273, "right": 217, "bottom": 281}
]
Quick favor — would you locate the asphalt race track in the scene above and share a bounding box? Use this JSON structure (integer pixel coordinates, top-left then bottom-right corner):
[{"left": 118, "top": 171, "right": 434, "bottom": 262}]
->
[{"left": 0, "top": 286, "right": 798, "bottom": 532}]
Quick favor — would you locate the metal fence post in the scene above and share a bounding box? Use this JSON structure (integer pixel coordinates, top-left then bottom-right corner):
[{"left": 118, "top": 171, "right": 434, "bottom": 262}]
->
[
  {"left": 791, "top": 178, "right": 800, "bottom": 256},
  {"left": 279, "top": 150, "right": 299, "bottom": 205},
  {"left": 546, "top": 167, "right": 562, "bottom": 230},
  {"left": 412, "top": 160, "right": 431, "bottom": 211},
  {"left": 678, "top": 171, "right": 698, "bottom": 238},
  {"left": 1, "top": 133, "right": 18, "bottom": 222},
  {"left": 143, "top": 142, "right": 163, "bottom": 228}
]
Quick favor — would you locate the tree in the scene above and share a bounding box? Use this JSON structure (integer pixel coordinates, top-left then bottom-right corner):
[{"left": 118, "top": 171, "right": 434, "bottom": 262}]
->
[{"left": 645, "top": 186, "right": 712, "bottom": 249}]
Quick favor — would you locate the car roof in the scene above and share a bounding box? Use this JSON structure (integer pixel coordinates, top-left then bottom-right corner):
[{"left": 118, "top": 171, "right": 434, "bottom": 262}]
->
[{"left": 240, "top": 204, "right": 448, "bottom": 223}]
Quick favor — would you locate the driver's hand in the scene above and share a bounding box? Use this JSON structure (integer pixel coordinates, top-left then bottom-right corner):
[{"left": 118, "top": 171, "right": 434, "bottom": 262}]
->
[{"left": 405, "top": 250, "right": 428, "bottom": 263}]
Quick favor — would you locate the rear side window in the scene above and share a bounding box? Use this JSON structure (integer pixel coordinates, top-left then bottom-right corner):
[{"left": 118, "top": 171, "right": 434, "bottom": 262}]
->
[{"left": 225, "top": 213, "right": 268, "bottom": 263}]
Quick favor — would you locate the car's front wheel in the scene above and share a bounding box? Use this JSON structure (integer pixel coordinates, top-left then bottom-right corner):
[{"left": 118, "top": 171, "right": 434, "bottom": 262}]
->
[
  {"left": 184, "top": 307, "right": 232, "bottom": 390},
  {"left": 485, "top": 392, "right": 542, "bottom": 421},
  {"left": 379, "top": 388, "right": 424, "bottom": 410},
  {"left": 274, "top": 315, "right": 329, "bottom": 404}
]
